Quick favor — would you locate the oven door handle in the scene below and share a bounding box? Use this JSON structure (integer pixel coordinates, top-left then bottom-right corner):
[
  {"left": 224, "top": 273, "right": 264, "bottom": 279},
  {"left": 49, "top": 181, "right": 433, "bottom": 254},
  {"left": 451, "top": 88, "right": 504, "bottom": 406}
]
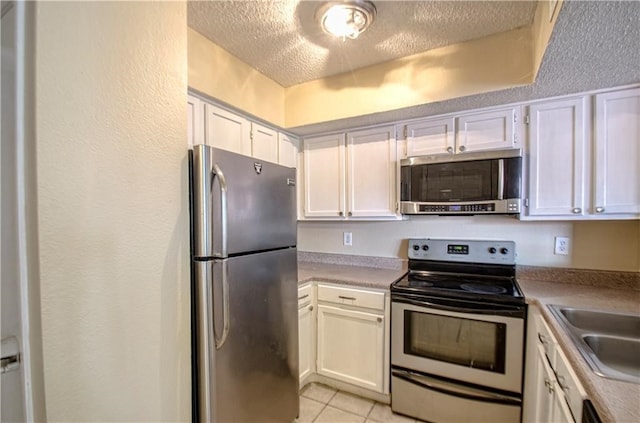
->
[
  {"left": 392, "top": 296, "right": 523, "bottom": 317},
  {"left": 392, "top": 369, "right": 521, "bottom": 406}
]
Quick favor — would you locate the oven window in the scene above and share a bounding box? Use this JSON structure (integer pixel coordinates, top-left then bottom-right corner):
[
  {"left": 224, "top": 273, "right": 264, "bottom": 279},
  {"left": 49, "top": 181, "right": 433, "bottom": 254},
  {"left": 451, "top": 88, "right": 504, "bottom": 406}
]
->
[
  {"left": 410, "top": 160, "right": 497, "bottom": 202},
  {"left": 404, "top": 310, "right": 506, "bottom": 373}
]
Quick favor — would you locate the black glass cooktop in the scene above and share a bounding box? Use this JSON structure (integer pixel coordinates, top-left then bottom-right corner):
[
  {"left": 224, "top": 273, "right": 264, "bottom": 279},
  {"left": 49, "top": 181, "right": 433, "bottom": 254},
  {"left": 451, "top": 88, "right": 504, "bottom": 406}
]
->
[{"left": 392, "top": 270, "right": 525, "bottom": 305}]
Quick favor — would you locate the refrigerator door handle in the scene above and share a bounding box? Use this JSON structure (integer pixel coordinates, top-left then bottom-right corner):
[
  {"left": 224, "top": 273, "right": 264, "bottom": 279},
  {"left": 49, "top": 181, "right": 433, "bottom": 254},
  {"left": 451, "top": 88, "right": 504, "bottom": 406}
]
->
[
  {"left": 214, "top": 261, "right": 230, "bottom": 350},
  {"left": 211, "top": 163, "right": 228, "bottom": 258}
]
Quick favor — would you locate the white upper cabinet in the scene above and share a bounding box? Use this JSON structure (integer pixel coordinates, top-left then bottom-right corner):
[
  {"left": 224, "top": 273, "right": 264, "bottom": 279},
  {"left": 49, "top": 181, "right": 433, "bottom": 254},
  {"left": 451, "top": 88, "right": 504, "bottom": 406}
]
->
[
  {"left": 187, "top": 94, "right": 204, "bottom": 147},
  {"left": 457, "top": 107, "right": 520, "bottom": 153},
  {"left": 405, "top": 117, "right": 455, "bottom": 156},
  {"left": 402, "top": 107, "right": 519, "bottom": 158},
  {"left": 278, "top": 133, "right": 299, "bottom": 168},
  {"left": 303, "top": 133, "right": 345, "bottom": 218},
  {"left": 346, "top": 126, "right": 398, "bottom": 218},
  {"left": 204, "top": 103, "right": 251, "bottom": 155},
  {"left": 301, "top": 126, "right": 398, "bottom": 220},
  {"left": 251, "top": 122, "right": 278, "bottom": 163},
  {"left": 523, "top": 87, "right": 639, "bottom": 220},
  {"left": 525, "top": 97, "right": 587, "bottom": 218},
  {"left": 593, "top": 88, "right": 640, "bottom": 216}
]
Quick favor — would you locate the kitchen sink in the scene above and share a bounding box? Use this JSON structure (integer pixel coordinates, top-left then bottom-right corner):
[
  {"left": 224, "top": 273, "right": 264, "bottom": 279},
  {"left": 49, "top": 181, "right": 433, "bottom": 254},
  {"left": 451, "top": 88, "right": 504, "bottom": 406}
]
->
[
  {"left": 558, "top": 308, "right": 639, "bottom": 338},
  {"left": 582, "top": 335, "right": 640, "bottom": 378},
  {"left": 549, "top": 305, "right": 640, "bottom": 384}
]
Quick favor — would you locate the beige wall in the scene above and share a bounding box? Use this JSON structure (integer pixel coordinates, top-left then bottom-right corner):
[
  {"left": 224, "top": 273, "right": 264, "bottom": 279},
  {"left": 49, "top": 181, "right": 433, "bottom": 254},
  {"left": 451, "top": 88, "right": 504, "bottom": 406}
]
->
[
  {"left": 188, "top": 26, "right": 541, "bottom": 130},
  {"left": 285, "top": 27, "right": 534, "bottom": 128},
  {"left": 188, "top": 28, "right": 285, "bottom": 126},
  {"left": 532, "top": 0, "right": 564, "bottom": 77},
  {"left": 298, "top": 218, "right": 640, "bottom": 272},
  {"left": 36, "top": 2, "right": 190, "bottom": 421}
]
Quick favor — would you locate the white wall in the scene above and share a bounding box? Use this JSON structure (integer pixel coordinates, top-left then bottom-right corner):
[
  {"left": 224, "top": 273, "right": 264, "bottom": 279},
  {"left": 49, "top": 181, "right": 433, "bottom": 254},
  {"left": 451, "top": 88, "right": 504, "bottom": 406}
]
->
[
  {"left": 35, "top": 2, "right": 189, "bottom": 421},
  {"left": 298, "top": 217, "right": 640, "bottom": 272}
]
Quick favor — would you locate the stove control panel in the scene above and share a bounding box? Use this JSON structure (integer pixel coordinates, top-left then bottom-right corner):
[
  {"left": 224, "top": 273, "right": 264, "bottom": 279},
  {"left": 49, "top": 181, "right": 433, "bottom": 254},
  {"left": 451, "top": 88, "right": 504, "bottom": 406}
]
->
[{"left": 408, "top": 238, "right": 516, "bottom": 265}]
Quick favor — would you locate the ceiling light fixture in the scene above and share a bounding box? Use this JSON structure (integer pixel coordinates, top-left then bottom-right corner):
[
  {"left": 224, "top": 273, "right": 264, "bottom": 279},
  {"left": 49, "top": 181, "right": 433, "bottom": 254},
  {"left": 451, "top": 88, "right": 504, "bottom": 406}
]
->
[{"left": 316, "top": 1, "right": 377, "bottom": 40}]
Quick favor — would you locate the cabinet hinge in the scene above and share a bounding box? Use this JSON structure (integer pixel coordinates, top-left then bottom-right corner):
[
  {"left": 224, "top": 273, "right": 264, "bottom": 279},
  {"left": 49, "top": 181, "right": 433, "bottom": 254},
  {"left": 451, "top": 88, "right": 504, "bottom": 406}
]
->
[
  {"left": 514, "top": 114, "right": 517, "bottom": 123},
  {"left": 524, "top": 115, "right": 530, "bottom": 125},
  {"left": 403, "top": 127, "right": 408, "bottom": 139},
  {"left": 249, "top": 129, "right": 254, "bottom": 141},
  {"left": 524, "top": 198, "right": 530, "bottom": 207}
]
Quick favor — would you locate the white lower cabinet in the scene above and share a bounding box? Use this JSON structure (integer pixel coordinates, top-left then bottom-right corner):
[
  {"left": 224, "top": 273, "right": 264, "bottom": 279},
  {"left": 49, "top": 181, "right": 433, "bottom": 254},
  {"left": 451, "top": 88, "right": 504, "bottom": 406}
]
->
[
  {"left": 524, "top": 307, "right": 586, "bottom": 423},
  {"left": 298, "top": 282, "right": 389, "bottom": 396},
  {"left": 316, "top": 304, "right": 385, "bottom": 392},
  {"left": 298, "top": 284, "right": 315, "bottom": 385}
]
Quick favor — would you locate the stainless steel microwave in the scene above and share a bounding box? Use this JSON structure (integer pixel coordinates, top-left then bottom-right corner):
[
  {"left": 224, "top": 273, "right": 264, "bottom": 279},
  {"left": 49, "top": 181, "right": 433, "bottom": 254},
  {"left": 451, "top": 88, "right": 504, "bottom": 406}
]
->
[{"left": 400, "top": 149, "right": 522, "bottom": 215}]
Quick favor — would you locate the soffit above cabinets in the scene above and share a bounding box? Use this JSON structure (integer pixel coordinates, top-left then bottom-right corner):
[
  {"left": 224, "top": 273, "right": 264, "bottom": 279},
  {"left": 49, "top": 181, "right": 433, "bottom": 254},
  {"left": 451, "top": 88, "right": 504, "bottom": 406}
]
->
[{"left": 187, "top": 0, "right": 538, "bottom": 87}]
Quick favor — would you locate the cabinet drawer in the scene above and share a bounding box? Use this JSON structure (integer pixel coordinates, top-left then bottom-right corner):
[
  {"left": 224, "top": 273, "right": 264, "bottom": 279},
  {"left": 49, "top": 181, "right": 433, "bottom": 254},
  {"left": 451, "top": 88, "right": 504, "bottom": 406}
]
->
[
  {"left": 298, "top": 284, "right": 312, "bottom": 308},
  {"left": 536, "top": 315, "right": 557, "bottom": 368},
  {"left": 555, "top": 347, "right": 586, "bottom": 422},
  {"left": 317, "top": 284, "right": 385, "bottom": 311}
]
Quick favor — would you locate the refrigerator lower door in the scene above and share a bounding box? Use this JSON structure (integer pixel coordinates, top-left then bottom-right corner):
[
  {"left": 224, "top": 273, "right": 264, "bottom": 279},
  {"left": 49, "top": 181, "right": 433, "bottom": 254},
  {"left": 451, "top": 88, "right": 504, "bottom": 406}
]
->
[{"left": 194, "top": 248, "right": 299, "bottom": 423}]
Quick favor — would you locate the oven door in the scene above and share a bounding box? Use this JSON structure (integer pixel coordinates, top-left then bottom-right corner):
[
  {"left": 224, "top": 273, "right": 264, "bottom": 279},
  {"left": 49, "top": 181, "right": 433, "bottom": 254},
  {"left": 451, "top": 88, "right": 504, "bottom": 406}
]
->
[{"left": 391, "top": 299, "right": 524, "bottom": 394}]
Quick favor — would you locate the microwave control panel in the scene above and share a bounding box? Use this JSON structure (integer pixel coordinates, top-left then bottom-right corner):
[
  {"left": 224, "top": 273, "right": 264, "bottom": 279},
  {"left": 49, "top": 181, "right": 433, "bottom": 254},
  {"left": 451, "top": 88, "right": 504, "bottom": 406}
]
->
[{"left": 408, "top": 238, "right": 516, "bottom": 265}]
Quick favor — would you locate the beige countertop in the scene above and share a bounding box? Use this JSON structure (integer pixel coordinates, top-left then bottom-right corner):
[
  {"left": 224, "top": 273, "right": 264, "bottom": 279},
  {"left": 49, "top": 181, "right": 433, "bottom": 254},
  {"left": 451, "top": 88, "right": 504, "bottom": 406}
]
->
[
  {"left": 518, "top": 279, "right": 640, "bottom": 423},
  {"left": 298, "top": 260, "right": 407, "bottom": 290},
  {"left": 297, "top": 257, "right": 639, "bottom": 423}
]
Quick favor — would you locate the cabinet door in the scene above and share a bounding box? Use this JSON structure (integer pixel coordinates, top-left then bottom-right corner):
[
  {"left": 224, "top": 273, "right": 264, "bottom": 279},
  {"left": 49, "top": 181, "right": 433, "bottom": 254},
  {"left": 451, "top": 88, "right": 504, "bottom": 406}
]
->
[
  {"left": 187, "top": 95, "right": 203, "bottom": 148},
  {"left": 526, "top": 98, "right": 587, "bottom": 218},
  {"left": 204, "top": 103, "right": 251, "bottom": 155},
  {"left": 457, "top": 107, "right": 518, "bottom": 153},
  {"left": 532, "top": 345, "right": 556, "bottom": 423},
  {"left": 251, "top": 122, "right": 278, "bottom": 163},
  {"left": 405, "top": 117, "right": 455, "bottom": 156},
  {"left": 298, "top": 303, "right": 314, "bottom": 384},
  {"left": 593, "top": 88, "right": 640, "bottom": 216},
  {"left": 302, "top": 134, "right": 345, "bottom": 218},
  {"left": 316, "top": 304, "right": 384, "bottom": 392},
  {"left": 278, "top": 133, "right": 299, "bottom": 168},
  {"left": 346, "top": 126, "right": 397, "bottom": 217}
]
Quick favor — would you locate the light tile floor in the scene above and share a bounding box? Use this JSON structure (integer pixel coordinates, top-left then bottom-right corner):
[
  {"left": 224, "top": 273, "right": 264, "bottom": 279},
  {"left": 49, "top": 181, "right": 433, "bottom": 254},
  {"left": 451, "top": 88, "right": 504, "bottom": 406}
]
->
[{"left": 298, "top": 383, "right": 424, "bottom": 423}]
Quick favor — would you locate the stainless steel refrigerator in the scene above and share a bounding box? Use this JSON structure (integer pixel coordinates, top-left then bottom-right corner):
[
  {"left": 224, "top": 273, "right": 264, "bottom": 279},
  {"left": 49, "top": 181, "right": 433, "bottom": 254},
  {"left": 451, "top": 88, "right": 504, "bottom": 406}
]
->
[{"left": 190, "top": 145, "right": 299, "bottom": 423}]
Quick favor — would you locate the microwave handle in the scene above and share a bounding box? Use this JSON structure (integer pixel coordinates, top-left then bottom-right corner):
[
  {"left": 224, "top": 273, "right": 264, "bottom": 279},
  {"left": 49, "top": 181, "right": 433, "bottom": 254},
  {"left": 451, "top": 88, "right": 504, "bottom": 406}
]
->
[{"left": 497, "top": 159, "right": 504, "bottom": 200}]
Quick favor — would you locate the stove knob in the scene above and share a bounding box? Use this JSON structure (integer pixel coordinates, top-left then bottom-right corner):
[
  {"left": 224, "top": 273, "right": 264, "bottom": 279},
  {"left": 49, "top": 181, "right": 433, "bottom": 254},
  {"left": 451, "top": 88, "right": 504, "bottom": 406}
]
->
[
  {"left": 488, "top": 247, "right": 497, "bottom": 254},
  {"left": 500, "top": 248, "right": 509, "bottom": 255},
  {"left": 412, "top": 245, "right": 420, "bottom": 251},
  {"left": 422, "top": 245, "right": 429, "bottom": 251}
]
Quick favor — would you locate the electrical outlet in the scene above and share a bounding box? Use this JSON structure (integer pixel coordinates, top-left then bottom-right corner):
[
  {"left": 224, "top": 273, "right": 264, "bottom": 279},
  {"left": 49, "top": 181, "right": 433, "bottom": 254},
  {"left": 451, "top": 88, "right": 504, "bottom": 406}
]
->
[
  {"left": 343, "top": 232, "right": 352, "bottom": 246},
  {"left": 554, "top": 236, "right": 570, "bottom": 255}
]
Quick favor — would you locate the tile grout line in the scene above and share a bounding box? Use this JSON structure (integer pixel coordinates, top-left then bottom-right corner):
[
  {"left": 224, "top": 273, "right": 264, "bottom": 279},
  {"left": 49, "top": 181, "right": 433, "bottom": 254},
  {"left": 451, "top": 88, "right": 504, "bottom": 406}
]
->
[{"left": 310, "top": 387, "right": 337, "bottom": 423}]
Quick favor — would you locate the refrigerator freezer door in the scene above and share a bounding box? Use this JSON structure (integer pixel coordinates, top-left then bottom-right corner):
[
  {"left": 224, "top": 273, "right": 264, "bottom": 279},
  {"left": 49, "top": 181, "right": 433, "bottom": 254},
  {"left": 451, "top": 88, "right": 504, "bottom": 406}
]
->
[
  {"left": 194, "top": 248, "right": 299, "bottom": 423},
  {"left": 192, "top": 145, "right": 297, "bottom": 258}
]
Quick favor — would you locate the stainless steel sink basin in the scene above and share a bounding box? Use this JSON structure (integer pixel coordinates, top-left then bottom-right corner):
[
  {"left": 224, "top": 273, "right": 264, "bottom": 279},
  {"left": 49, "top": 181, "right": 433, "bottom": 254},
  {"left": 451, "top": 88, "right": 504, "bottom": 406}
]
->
[
  {"left": 582, "top": 335, "right": 640, "bottom": 379},
  {"left": 549, "top": 305, "right": 640, "bottom": 384},
  {"left": 558, "top": 308, "right": 640, "bottom": 338}
]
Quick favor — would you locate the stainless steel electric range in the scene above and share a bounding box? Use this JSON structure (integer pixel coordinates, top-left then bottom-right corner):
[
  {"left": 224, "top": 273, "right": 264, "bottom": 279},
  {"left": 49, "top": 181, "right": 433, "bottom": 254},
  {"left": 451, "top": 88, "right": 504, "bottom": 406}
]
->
[{"left": 390, "top": 238, "right": 526, "bottom": 423}]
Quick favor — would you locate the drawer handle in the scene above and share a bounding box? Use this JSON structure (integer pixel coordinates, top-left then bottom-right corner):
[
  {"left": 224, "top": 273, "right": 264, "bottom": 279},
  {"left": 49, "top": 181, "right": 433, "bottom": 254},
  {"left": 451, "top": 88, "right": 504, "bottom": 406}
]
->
[
  {"left": 538, "top": 333, "right": 548, "bottom": 345},
  {"left": 338, "top": 295, "right": 356, "bottom": 301},
  {"left": 309, "top": 305, "right": 313, "bottom": 311},
  {"left": 298, "top": 294, "right": 309, "bottom": 300}
]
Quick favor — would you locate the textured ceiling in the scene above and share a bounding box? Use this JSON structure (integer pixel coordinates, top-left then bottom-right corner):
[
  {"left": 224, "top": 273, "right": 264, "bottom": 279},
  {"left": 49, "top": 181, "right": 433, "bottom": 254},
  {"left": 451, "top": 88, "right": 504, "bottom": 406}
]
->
[
  {"left": 289, "top": 0, "right": 640, "bottom": 135},
  {"left": 188, "top": 0, "right": 538, "bottom": 87}
]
